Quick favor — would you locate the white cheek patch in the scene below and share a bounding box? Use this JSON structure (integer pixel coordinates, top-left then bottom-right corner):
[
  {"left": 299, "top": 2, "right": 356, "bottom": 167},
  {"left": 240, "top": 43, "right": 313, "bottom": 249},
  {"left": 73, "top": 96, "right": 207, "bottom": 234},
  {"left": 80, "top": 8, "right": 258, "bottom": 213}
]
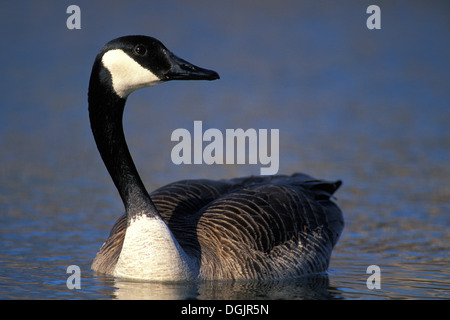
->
[{"left": 102, "top": 49, "right": 162, "bottom": 98}]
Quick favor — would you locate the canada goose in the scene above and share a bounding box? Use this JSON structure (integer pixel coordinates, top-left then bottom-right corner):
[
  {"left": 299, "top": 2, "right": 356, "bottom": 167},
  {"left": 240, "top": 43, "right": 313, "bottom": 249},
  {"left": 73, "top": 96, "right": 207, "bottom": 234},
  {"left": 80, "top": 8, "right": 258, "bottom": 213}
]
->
[{"left": 89, "top": 35, "right": 344, "bottom": 281}]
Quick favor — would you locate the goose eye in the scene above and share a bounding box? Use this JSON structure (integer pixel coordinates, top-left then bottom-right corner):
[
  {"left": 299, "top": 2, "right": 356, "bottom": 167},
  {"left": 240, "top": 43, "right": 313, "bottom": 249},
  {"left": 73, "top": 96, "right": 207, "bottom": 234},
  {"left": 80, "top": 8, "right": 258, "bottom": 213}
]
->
[{"left": 134, "top": 45, "right": 147, "bottom": 56}]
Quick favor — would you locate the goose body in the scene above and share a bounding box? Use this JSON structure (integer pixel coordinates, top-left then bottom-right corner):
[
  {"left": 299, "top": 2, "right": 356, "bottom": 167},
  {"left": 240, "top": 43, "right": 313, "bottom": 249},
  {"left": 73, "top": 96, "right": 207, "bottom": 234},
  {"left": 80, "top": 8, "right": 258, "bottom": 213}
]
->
[{"left": 89, "top": 36, "right": 344, "bottom": 281}]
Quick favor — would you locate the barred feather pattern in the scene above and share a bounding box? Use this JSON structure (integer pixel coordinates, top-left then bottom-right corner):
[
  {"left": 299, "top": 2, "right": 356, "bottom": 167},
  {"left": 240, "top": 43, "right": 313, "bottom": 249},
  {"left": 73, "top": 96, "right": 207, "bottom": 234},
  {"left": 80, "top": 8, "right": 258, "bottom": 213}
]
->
[{"left": 92, "top": 173, "right": 343, "bottom": 280}]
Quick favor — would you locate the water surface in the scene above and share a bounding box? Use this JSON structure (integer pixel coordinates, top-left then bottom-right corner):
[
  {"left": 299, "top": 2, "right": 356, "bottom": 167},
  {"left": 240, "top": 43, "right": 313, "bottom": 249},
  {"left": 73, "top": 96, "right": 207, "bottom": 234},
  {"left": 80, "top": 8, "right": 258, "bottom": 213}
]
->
[{"left": 0, "top": 1, "right": 449, "bottom": 300}]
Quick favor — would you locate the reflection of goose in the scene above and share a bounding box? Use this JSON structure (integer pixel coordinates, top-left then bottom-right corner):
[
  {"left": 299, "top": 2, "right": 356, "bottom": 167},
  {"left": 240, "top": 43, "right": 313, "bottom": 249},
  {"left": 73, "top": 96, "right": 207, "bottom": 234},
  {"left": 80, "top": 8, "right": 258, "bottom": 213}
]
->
[
  {"left": 89, "top": 35, "right": 344, "bottom": 281},
  {"left": 109, "top": 274, "right": 332, "bottom": 300}
]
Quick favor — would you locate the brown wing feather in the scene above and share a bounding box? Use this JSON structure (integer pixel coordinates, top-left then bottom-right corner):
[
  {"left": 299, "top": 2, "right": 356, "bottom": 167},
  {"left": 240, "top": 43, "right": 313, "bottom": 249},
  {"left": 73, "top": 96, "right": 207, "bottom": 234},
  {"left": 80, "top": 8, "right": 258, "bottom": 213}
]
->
[{"left": 194, "top": 178, "right": 342, "bottom": 279}]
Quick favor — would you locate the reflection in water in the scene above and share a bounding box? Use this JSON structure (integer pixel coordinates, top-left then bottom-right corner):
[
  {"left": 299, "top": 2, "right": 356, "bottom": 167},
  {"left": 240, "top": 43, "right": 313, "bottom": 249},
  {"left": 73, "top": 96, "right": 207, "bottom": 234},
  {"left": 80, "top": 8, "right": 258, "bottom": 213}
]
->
[
  {"left": 112, "top": 279, "right": 198, "bottom": 300},
  {"left": 95, "top": 273, "right": 338, "bottom": 300}
]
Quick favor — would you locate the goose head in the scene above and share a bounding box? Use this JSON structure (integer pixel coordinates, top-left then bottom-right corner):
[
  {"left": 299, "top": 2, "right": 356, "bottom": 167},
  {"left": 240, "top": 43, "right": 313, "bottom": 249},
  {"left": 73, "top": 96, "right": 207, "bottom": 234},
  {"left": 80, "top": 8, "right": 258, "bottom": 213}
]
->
[
  {"left": 95, "top": 35, "right": 220, "bottom": 99},
  {"left": 88, "top": 35, "right": 219, "bottom": 218}
]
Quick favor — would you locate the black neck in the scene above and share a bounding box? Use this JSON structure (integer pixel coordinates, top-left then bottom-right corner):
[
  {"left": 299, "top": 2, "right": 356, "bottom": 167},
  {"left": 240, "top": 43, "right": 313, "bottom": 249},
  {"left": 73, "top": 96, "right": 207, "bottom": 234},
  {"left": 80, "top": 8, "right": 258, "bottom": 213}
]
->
[{"left": 88, "top": 63, "right": 159, "bottom": 218}]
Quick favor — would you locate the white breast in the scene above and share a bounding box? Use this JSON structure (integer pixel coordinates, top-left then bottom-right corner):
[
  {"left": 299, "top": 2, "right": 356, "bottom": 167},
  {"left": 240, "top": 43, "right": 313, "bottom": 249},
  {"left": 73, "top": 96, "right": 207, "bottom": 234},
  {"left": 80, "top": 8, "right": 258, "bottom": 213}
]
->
[{"left": 113, "top": 214, "right": 198, "bottom": 281}]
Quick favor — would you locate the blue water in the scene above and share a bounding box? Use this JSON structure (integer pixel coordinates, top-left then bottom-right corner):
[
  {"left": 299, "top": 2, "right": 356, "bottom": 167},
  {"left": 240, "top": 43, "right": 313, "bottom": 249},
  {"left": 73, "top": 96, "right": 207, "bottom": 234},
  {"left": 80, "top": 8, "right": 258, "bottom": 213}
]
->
[{"left": 0, "top": 1, "right": 449, "bottom": 299}]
